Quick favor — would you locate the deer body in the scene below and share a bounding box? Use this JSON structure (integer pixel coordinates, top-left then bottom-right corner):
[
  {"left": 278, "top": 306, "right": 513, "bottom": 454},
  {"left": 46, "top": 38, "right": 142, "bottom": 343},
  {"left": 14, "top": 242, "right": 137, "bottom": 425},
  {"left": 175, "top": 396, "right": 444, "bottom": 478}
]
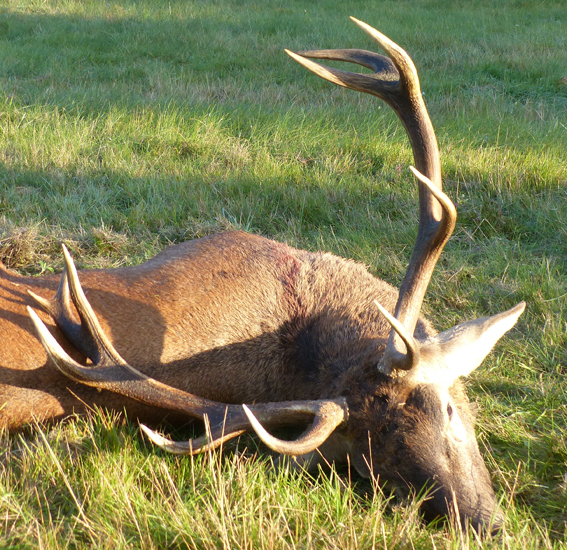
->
[{"left": 1, "top": 230, "right": 428, "bottom": 426}]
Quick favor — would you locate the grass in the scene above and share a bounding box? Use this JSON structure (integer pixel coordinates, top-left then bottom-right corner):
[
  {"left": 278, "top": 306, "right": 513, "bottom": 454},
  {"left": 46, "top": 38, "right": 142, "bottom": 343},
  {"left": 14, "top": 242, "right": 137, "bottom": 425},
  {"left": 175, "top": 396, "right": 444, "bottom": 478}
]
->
[
  {"left": 0, "top": 0, "right": 566, "bottom": 547},
  {"left": 0, "top": 410, "right": 561, "bottom": 549}
]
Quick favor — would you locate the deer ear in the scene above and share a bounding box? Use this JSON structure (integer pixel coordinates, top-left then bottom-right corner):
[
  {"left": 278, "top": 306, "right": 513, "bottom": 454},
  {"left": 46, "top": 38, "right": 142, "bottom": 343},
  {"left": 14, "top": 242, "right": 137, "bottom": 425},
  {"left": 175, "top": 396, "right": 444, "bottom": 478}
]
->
[{"left": 413, "top": 302, "right": 525, "bottom": 385}]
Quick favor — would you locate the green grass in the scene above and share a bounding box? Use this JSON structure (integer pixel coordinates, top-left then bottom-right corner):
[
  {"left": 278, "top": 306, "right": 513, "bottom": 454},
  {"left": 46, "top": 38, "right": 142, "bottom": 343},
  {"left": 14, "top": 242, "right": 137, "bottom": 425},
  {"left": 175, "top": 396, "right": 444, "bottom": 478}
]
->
[
  {"left": 1, "top": 0, "right": 566, "bottom": 547},
  {"left": 0, "top": 410, "right": 561, "bottom": 549}
]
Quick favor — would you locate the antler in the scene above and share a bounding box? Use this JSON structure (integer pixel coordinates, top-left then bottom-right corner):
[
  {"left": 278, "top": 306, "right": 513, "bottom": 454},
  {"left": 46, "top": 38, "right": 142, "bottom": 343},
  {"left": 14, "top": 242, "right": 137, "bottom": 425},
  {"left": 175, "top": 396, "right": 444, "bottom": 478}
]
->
[
  {"left": 27, "top": 261, "right": 99, "bottom": 361},
  {"left": 287, "top": 18, "right": 457, "bottom": 371},
  {"left": 28, "top": 246, "right": 348, "bottom": 456}
]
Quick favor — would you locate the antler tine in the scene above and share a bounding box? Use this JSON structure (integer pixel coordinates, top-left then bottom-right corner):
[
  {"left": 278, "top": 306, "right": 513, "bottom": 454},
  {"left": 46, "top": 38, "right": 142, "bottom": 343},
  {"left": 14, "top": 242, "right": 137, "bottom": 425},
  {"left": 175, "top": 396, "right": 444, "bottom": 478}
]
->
[
  {"left": 28, "top": 262, "right": 72, "bottom": 324},
  {"left": 27, "top": 257, "right": 100, "bottom": 359},
  {"left": 373, "top": 299, "right": 420, "bottom": 371},
  {"left": 27, "top": 303, "right": 227, "bottom": 420},
  {"left": 285, "top": 49, "right": 401, "bottom": 106},
  {"left": 349, "top": 17, "right": 420, "bottom": 97},
  {"left": 296, "top": 48, "right": 397, "bottom": 75},
  {"left": 290, "top": 13, "right": 423, "bottom": 104},
  {"left": 60, "top": 244, "right": 133, "bottom": 370},
  {"left": 28, "top": 246, "right": 348, "bottom": 455},
  {"left": 286, "top": 48, "right": 399, "bottom": 95},
  {"left": 289, "top": 19, "right": 458, "bottom": 371},
  {"left": 242, "top": 402, "right": 345, "bottom": 456},
  {"left": 27, "top": 246, "right": 231, "bottom": 423},
  {"left": 140, "top": 423, "right": 247, "bottom": 456},
  {"left": 287, "top": 18, "right": 439, "bottom": 184}
]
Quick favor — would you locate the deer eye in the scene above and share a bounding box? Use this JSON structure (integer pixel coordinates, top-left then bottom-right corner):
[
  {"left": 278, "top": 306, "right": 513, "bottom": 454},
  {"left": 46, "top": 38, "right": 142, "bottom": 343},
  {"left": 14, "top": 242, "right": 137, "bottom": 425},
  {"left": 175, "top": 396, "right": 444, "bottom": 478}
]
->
[{"left": 447, "top": 403, "right": 454, "bottom": 419}]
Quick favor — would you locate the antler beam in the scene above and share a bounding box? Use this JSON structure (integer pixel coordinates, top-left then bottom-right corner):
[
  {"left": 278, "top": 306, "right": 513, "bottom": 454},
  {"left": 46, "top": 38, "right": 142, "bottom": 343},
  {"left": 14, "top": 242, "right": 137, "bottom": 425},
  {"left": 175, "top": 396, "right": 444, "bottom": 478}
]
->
[{"left": 288, "top": 18, "right": 457, "bottom": 371}]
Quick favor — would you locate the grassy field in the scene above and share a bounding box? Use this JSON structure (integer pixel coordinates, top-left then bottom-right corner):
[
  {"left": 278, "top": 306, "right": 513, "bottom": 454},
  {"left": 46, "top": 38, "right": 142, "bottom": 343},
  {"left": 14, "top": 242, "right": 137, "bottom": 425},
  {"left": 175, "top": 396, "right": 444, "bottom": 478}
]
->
[{"left": 1, "top": 0, "right": 566, "bottom": 547}]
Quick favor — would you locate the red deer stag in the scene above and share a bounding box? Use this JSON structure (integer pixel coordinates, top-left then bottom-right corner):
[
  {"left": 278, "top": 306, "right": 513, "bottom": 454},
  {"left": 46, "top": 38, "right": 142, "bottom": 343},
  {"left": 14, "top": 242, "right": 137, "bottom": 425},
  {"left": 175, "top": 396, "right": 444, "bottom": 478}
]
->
[{"left": 6, "top": 17, "right": 524, "bottom": 533}]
